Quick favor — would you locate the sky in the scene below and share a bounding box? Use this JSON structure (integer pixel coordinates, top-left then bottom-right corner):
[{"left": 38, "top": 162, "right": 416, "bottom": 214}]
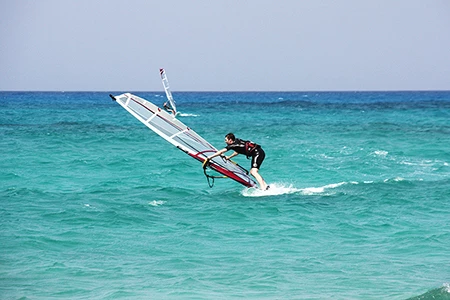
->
[{"left": 1, "top": 0, "right": 449, "bottom": 91}]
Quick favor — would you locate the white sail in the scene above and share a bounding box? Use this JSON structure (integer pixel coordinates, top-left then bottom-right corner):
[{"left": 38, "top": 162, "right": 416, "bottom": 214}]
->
[
  {"left": 159, "top": 68, "right": 177, "bottom": 115},
  {"left": 110, "top": 93, "right": 257, "bottom": 188}
]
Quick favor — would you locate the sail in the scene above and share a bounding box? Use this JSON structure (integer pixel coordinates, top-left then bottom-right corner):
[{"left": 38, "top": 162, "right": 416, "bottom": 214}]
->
[
  {"left": 159, "top": 68, "right": 177, "bottom": 115},
  {"left": 110, "top": 93, "right": 257, "bottom": 188}
]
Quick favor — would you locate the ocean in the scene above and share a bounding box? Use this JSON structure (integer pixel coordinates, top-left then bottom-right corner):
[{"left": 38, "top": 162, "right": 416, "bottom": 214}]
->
[{"left": 1, "top": 91, "right": 449, "bottom": 299}]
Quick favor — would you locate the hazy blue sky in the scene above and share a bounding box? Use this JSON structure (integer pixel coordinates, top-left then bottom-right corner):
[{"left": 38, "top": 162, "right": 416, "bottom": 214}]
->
[{"left": 1, "top": 0, "right": 449, "bottom": 91}]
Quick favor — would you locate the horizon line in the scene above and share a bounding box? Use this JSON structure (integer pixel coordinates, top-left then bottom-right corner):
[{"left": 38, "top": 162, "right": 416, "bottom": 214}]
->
[{"left": 1, "top": 89, "right": 450, "bottom": 93}]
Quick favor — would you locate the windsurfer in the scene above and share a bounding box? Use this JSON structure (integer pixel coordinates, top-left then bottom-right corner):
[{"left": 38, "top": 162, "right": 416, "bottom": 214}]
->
[
  {"left": 163, "top": 101, "right": 175, "bottom": 115},
  {"left": 205, "top": 133, "right": 269, "bottom": 190}
]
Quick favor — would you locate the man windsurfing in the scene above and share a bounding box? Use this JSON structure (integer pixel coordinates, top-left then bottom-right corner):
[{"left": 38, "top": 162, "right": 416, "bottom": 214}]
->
[{"left": 205, "top": 133, "right": 269, "bottom": 190}]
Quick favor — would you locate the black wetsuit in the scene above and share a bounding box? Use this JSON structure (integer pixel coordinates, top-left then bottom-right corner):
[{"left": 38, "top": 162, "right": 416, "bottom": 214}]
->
[{"left": 226, "top": 138, "right": 266, "bottom": 169}]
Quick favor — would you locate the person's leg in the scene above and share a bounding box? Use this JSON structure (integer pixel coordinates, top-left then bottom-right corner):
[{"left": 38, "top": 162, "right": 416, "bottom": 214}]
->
[{"left": 250, "top": 168, "right": 268, "bottom": 190}]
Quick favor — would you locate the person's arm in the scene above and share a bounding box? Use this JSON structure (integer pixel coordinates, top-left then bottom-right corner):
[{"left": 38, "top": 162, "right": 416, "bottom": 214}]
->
[
  {"left": 206, "top": 148, "right": 228, "bottom": 161},
  {"left": 226, "top": 151, "right": 239, "bottom": 160}
]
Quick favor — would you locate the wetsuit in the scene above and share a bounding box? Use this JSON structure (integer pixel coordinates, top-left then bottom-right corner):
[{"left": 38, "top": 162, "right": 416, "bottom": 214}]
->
[{"left": 226, "top": 138, "right": 266, "bottom": 169}]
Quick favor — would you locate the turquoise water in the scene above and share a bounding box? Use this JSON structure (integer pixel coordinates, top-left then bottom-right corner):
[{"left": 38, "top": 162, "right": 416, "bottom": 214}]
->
[{"left": 1, "top": 91, "right": 449, "bottom": 299}]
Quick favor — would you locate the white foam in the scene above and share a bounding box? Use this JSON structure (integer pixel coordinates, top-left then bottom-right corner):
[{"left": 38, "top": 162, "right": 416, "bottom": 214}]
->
[
  {"left": 241, "top": 182, "right": 349, "bottom": 197},
  {"left": 178, "top": 113, "right": 199, "bottom": 117},
  {"left": 300, "top": 182, "right": 348, "bottom": 195},
  {"left": 242, "top": 183, "right": 300, "bottom": 197},
  {"left": 149, "top": 200, "right": 166, "bottom": 206},
  {"left": 300, "top": 187, "right": 326, "bottom": 195},
  {"left": 383, "top": 177, "right": 405, "bottom": 183},
  {"left": 373, "top": 150, "right": 388, "bottom": 157},
  {"left": 323, "top": 182, "right": 348, "bottom": 189},
  {"left": 83, "top": 203, "right": 96, "bottom": 210}
]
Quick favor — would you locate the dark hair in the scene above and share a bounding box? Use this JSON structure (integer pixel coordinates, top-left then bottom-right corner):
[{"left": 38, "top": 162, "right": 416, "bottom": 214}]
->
[{"left": 225, "top": 133, "right": 235, "bottom": 141}]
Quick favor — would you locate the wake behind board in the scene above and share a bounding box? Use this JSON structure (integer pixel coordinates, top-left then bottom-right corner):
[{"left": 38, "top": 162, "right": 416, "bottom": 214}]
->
[{"left": 110, "top": 93, "right": 257, "bottom": 188}]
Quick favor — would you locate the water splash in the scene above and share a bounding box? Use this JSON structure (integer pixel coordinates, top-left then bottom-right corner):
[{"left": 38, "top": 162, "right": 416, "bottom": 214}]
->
[
  {"left": 241, "top": 182, "right": 350, "bottom": 197},
  {"left": 241, "top": 183, "right": 300, "bottom": 197},
  {"left": 300, "top": 182, "right": 349, "bottom": 195},
  {"left": 148, "top": 200, "right": 166, "bottom": 206},
  {"left": 178, "top": 113, "right": 199, "bottom": 117}
]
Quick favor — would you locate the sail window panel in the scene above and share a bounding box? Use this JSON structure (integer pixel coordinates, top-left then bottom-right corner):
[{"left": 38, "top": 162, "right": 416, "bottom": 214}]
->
[
  {"left": 128, "top": 101, "right": 152, "bottom": 120},
  {"left": 173, "top": 135, "right": 207, "bottom": 153},
  {"left": 149, "top": 116, "right": 178, "bottom": 138}
]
